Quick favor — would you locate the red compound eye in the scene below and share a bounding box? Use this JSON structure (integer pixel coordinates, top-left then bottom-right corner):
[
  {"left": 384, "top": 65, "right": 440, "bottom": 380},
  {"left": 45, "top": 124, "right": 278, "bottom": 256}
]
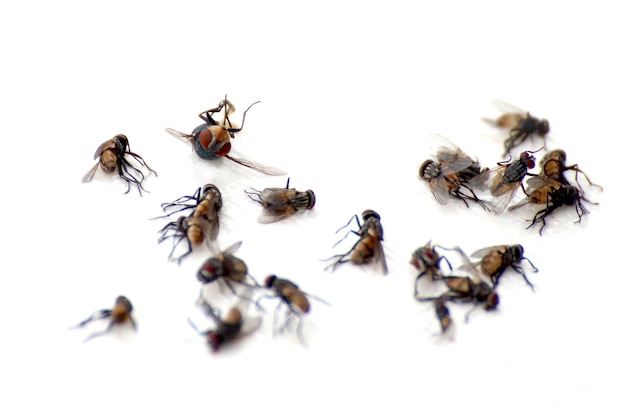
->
[
  {"left": 526, "top": 158, "right": 535, "bottom": 169},
  {"left": 199, "top": 129, "right": 214, "bottom": 149},
  {"left": 216, "top": 142, "right": 231, "bottom": 156}
]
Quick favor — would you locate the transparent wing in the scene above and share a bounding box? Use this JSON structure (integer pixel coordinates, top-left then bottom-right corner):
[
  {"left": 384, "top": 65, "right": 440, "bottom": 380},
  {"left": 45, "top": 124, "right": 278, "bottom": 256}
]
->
[
  {"left": 225, "top": 154, "right": 287, "bottom": 176},
  {"left": 429, "top": 175, "right": 451, "bottom": 205},
  {"left": 165, "top": 127, "right": 195, "bottom": 144},
  {"left": 223, "top": 240, "right": 243, "bottom": 255},
  {"left": 490, "top": 99, "right": 526, "bottom": 115},
  {"left": 373, "top": 240, "right": 389, "bottom": 275},
  {"left": 239, "top": 316, "right": 263, "bottom": 337},
  {"left": 257, "top": 206, "right": 296, "bottom": 224},
  {"left": 470, "top": 246, "right": 503, "bottom": 260},
  {"left": 430, "top": 133, "right": 474, "bottom": 175},
  {"left": 470, "top": 165, "right": 519, "bottom": 214},
  {"left": 454, "top": 246, "right": 485, "bottom": 285},
  {"left": 81, "top": 162, "right": 100, "bottom": 183}
]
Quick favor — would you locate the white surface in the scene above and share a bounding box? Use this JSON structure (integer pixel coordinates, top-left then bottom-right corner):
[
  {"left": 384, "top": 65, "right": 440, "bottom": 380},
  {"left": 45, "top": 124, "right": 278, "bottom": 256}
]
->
[{"left": 1, "top": 1, "right": 624, "bottom": 416}]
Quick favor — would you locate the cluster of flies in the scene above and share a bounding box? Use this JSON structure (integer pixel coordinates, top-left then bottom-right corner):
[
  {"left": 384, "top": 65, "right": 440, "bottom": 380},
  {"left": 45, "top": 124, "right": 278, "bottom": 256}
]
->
[
  {"left": 420, "top": 101, "right": 602, "bottom": 235},
  {"left": 410, "top": 242, "right": 538, "bottom": 334},
  {"left": 77, "top": 96, "right": 327, "bottom": 350},
  {"left": 75, "top": 98, "right": 603, "bottom": 346},
  {"left": 413, "top": 100, "right": 602, "bottom": 334}
]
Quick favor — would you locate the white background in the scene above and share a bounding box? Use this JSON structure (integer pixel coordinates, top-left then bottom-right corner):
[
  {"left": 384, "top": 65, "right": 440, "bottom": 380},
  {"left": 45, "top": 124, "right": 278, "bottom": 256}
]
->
[{"left": 1, "top": 1, "right": 624, "bottom": 416}]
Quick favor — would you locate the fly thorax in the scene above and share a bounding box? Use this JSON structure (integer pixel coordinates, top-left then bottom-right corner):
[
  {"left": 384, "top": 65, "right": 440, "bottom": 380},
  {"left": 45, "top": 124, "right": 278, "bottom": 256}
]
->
[{"left": 100, "top": 150, "right": 118, "bottom": 172}]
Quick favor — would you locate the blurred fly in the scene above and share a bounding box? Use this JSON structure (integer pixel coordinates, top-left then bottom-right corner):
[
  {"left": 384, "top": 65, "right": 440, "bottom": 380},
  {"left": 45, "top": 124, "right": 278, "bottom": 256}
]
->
[
  {"left": 483, "top": 100, "right": 550, "bottom": 156},
  {"left": 197, "top": 241, "right": 260, "bottom": 294},
  {"left": 410, "top": 241, "right": 453, "bottom": 297},
  {"left": 165, "top": 96, "right": 285, "bottom": 176},
  {"left": 470, "top": 245, "right": 538, "bottom": 290},
  {"left": 188, "top": 298, "right": 261, "bottom": 352},
  {"left": 434, "top": 299, "right": 452, "bottom": 333},
  {"left": 71, "top": 295, "right": 136, "bottom": 342},
  {"left": 245, "top": 178, "right": 316, "bottom": 223},
  {"left": 419, "top": 134, "right": 491, "bottom": 210},
  {"left": 324, "top": 210, "right": 388, "bottom": 275},
  {"left": 418, "top": 247, "right": 499, "bottom": 323},
  {"left": 256, "top": 275, "right": 330, "bottom": 345},
  {"left": 81, "top": 134, "right": 157, "bottom": 195}
]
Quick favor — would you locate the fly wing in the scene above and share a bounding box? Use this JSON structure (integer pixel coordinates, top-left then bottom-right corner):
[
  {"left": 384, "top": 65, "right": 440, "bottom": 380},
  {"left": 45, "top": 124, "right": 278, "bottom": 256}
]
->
[
  {"left": 257, "top": 206, "right": 296, "bottom": 224},
  {"left": 430, "top": 134, "right": 473, "bottom": 175},
  {"left": 81, "top": 162, "right": 100, "bottom": 183},
  {"left": 470, "top": 165, "right": 518, "bottom": 214},
  {"left": 165, "top": 127, "right": 195, "bottom": 144},
  {"left": 225, "top": 154, "right": 287, "bottom": 176},
  {"left": 373, "top": 239, "right": 389, "bottom": 275},
  {"left": 239, "top": 316, "right": 263, "bottom": 337},
  {"left": 92, "top": 139, "right": 115, "bottom": 160},
  {"left": 429, "top": 175, "right": 451, "bottom": 205},
  {"left": 223, "top": 240, "right": 243, "bottom": 256},
  {"left": 454, "top": 246, "right": 485, "bottom": 285},
  {"left": 482, "top": 100, "right": 525, "bottom": 128},
  {"left": 490, "top": 99, "right": 526, "bottom": 115}
]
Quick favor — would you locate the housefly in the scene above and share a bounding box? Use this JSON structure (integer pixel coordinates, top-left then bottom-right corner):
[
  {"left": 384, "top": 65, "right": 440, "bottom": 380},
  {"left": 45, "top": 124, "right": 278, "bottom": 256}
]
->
[
  {"left": 71, "top": 296, "right": 136, "bottom": 342},
  {"left": 324, "top": 210, "right": 388, "bottom": 275},
  {"left": 245, "top": 178, "right": 316, "bottom": 223},
  {"left": 81, "top": 134, "right": 157, "bottom": 195},
  {"left": 157, "top": 214, "right": 212, "bottom": 263},
  {"left": 509, "top": 176, "right": 593, "bottom": 235},
  {"left": 434, "top": 299, "right": 452, "bottom": 333},
  {"left": 418, "top": 247, "right": 499, "bottom": 323},
  {"left": 256, "top": 275, "right": 330, "bottom": 345},
  {"left": 188, "top": 299, "right": 261, "bottom": 352},
  {"left": 470, "top": 245, "right": 538, "bottom": 290},
  {"left": 410, "top": 241, "right": 453, "bottom": 297},
  {"left": 470, "top": 149, "right": 540, "bottom": 214},
  {"left": 165, "top": 96, "right": 285, "bottom": 176},
  {"left": 483, "top": 100, "right": 550, "bottom": 156},
  {"left": 155, "top": 183, "right": 222, "bottom": 227},
  {"left": 540, "top": 149, "right": 602, "bottom": 192},
  {"left": 419, "top": 134, "right": 491, "bottom": 209},
  {"left": 197, "top": 241, "right": 260, "bottom": 294}
]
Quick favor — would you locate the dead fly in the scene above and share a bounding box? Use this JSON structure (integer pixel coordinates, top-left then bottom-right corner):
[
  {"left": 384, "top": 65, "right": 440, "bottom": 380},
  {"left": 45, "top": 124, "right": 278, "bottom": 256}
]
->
[
  {"left": 508, "top": 177, "right": 593, "bottom": 235},
  {"left": 197, "top": 241, "right": 260, "bottom": 294},
  {"left": 418, "top": 276, "right": 499, "bottom": 324},
  {"left": 165, "top": 96, "right": 285, "bottom": 176},
  {"left": 470, "top": 149, "right": 540, "bottom": 214},
  {"left": 470, "top": 245, "right": 538, "bottom": 290},
  {"left": 153, "top": 184, "right": 222, "bottom": 242},
  {"left": 256, "top": 275, "right": 330, "bottom": 345},
  {"left": 82, "top": 134, "right": 157, "bottom": 195},
  {"left": 540, "top": 149, "right": 603, "bottom": 192},
  {"left": 324, "top": 210, "right": 388, "bottom": 275},
  {"left": 71, "top": 296, "right": 136, "bottom": 342},
  {"left": 410, "top": 241, "right": 453, "bottom": 297},
  {"left": 245, "top": 178, "right": 316, "bottom": 223},
  {"left": 188, "top": 299, "right": 261, "bottom": 352},
  {"left": 434, "top": 299, "right": 452, "bottom": 333},
  {"left": 155, "top": 184, "right": 222, "bottom": 224},
  {"left": 419, "top": 134, "right": 491, "bottom": 210},
  {"left": 157, "top": 214, "right": 212, "bottom": 263},
  {"left": 482, "top": 100, "right": 550, "bottom": 156},
  {"left": 418, "top": 247, "right": 499, "bottom": 323}
]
